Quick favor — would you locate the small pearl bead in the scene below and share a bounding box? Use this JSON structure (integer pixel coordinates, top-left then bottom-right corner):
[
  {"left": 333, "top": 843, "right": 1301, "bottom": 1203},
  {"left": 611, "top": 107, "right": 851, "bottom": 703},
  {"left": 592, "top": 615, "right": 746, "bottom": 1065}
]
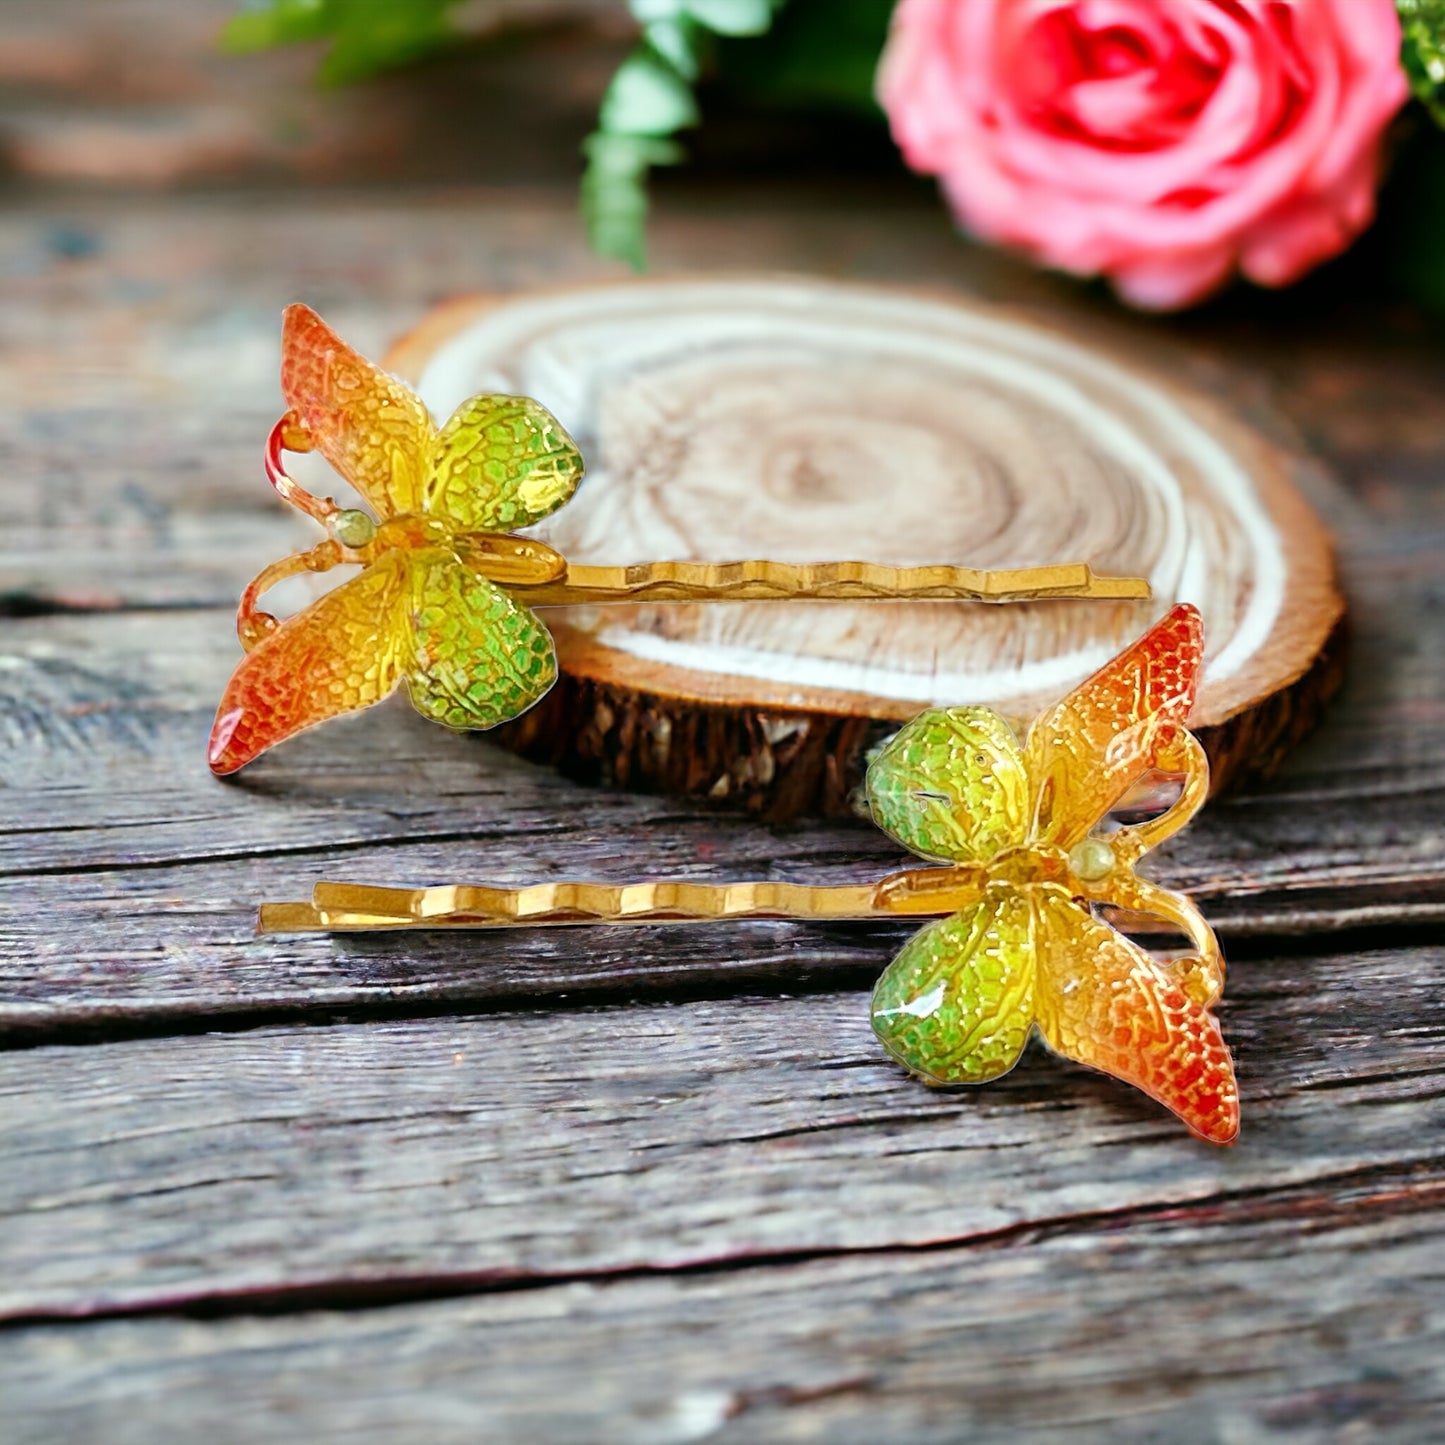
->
[{"left": 1069, "top": 837, "right": 1116, "bottom": 881}]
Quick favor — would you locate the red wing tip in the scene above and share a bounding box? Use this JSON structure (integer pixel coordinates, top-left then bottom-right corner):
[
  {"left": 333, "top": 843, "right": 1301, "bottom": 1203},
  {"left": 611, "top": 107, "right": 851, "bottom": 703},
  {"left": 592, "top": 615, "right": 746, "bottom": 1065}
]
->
[
  {"left": 280, "top": 303, "right": 342, "bottom": 361},
  {"left": 1157, "top": 600, "right": 1203, "bottom": 639},
  {"left": 208, "top": 706, "right": 254, "bottom": 776},
  {"left": 1193, "top": 1119, "right": 1241, "bottom": 1147},
  {"left": 1183, "top": 1099, "right": 1241, "bottom": 1146},
  {"left": 281, "top": 301, "right": 325, "bottom": 331}
]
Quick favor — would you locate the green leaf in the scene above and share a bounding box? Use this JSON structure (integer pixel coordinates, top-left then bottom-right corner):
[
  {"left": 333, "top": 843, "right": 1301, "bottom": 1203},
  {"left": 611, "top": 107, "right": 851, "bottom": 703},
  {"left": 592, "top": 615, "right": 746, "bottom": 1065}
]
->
[
  {"left": 682, "top": 0, "right": 778, "bottom": 37},
  {"left": 598, "top": 48, "right": 701, "bottom": 135},
  {"left": 583, "top": 0, "right": 789, "bottom": 268},
  {"left": 630, "top": 0, "right": 783, "bottom": 36},
  {"left": 581, "top": 132, "right": 684, "bottom": 271},
  {"left": 583, "top": 20, "right": 709, "bottom": 271},
  {"left": 643, "top": 16, "right": 703, "bottom": 79},
  {"left": 222, "top": 0, "right": 460, "bottom": 84},
  {"left": 628, "top": 0, "right": 690, "bottom": 20},
  {"left": 1399, "top": 0, "right": 1445, "bottom": 126},
  {"left": 222, "top": 0, "right": 333, "bottom": 53}
]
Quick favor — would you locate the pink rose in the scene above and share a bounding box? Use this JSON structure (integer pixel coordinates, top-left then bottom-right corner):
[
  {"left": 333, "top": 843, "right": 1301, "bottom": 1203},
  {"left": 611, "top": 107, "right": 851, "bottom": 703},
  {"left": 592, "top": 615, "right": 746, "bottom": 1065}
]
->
[{"left": 879, "top": 0, "right": 1409, "bottom": 308}]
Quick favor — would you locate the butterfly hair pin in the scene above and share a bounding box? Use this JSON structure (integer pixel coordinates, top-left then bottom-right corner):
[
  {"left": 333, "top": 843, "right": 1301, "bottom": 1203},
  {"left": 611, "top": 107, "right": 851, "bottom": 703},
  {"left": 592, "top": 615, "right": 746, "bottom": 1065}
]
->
[
  {"left": 263, "top": 603, "right": 1239, "bottom": 1144},
  {"left": 209, "top": 304, "right": 1150, "bottom": 774}
]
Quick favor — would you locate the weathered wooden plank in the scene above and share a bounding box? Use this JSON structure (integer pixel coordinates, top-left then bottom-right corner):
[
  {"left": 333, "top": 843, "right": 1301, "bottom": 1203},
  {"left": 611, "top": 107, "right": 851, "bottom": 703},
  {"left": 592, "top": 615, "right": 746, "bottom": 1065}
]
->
[
  {"left": 0, "top": 196, "right": 595, "bottom": 610},
  {"left": 0, "top": 854, "right": 896, "bottom": 1035},
  {"left": 5, "top": 195, "right": 1442, "bottom": 894},
  {"left": 4, "top": 199, "right": 1442, "bottom": 937},
  {"left": 1, "top": 808, "right": 1442, "bottom": 1039},
  {"left": 0, "top": 16, "right": 1439, "bottom": 1435},
  {"left": 4, "top": 1191, "right": 1443, "bottom": 1445},
  {"left": 0, "top": 0, "right": 624, "bottom": 192},
  {"left": 2, "top": 942, "right": 1442, "bottom": 1320},
  {"left": 3, "top": 591, "right": 1442, "bottom": 1038}
]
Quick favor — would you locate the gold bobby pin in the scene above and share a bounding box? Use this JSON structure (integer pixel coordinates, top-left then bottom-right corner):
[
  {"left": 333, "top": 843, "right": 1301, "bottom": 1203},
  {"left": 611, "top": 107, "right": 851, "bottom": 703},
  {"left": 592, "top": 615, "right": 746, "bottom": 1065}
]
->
[
  {"left": 207, "top": 303, "right": 1148, "bottom": 775},
  {"left": 259, "top": 604, "right": 1239, "bottom": 1147},
  {"left": 261, "top": 867, "right": 974, "bottom": 933}
]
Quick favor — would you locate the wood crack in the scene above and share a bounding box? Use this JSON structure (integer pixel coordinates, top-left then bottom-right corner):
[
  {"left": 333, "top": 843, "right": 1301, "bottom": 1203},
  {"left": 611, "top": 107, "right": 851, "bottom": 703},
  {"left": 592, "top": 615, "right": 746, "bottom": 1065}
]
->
[
  {"left": 4, "top": 1156, "right": 1441, "bottom": 1329},
  {"left": 2, "top": 920, "right": 1441, "bottom": 1054},
  {"left": 0, "top": 594, "right": 220, "bottom": 620}
]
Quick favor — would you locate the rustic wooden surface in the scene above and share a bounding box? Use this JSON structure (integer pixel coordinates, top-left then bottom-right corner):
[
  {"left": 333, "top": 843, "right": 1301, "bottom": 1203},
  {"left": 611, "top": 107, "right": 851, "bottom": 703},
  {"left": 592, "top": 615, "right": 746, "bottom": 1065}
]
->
[{"left": 3, "top": 5, "right": 1445, "bottom": 1442}]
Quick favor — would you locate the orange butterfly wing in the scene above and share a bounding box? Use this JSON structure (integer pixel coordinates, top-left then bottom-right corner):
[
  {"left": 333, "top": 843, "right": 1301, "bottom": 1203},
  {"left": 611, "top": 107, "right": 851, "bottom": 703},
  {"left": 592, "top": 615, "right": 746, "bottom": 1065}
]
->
[
  {"left": 1023, "top": 603, "right": 1204, "bottom": 848},
  {"left": 280, "top": 303, "right": 435, "bottom": 519},
  {"left": 208, "top": 551, "right": 411, "bottom": 775},
  {"left": 1032, "top": 886, "right": 1239, "bottom": 1144}
]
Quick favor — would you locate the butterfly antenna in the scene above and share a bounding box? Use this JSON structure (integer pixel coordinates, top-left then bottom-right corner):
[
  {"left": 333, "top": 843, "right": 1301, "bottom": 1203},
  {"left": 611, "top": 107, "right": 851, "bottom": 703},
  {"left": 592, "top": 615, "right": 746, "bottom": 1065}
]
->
[{"left": 264, "top": 414, "right": 338, "bottom": 527}]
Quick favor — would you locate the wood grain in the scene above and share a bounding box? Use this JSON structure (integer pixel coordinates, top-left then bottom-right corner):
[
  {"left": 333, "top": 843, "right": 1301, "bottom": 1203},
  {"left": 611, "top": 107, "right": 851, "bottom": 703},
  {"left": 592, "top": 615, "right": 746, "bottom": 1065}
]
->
[
  {"left": 0, "top": 564, "right": 1437, "bottom": 1042},
  {"left": 2, "top": 942, "right": 1443, "bottom": 1322},
  {"left": 3, "top": 37, "right": 1445, "bottom": 1434},
  {"left": 5, "top": 1185, "right": 1444, "bottom": 1445},
  {"left": 389, "top": 280, "right": 1344, "bottom": 812}
]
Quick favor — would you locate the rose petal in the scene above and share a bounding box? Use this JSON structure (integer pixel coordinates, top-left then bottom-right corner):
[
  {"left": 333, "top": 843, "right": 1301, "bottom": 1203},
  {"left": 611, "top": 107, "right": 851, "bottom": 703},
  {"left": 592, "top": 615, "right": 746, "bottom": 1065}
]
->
[{"left": 877, "top": 0, "right": 1408, "bottom": 309}]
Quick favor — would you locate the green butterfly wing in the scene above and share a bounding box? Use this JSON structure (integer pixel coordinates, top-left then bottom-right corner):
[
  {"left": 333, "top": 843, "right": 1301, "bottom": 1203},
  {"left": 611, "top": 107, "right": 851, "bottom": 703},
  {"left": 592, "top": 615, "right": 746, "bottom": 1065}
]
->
[
  {"left": 866, "top": 706, "right": 1030, "bottom": 864},
  {"left": 425, "top": 394, "right": 584, "bottom": 532},
  {"left": 404, "top": 550, "right": 557, "bottom": 730},
  {"left": 870, "top": 892, "right": 1035, "bottom": 1085}
]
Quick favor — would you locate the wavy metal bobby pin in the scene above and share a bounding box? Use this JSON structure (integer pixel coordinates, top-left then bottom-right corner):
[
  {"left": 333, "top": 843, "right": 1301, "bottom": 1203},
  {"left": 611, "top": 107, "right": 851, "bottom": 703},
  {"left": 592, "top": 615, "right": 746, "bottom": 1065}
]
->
[
  {"left": 263, "top": 604, "right": 1239, "bottom": 1145},
  {"left": 208, "top": 305, "right": 1148, "bottom": 773}
]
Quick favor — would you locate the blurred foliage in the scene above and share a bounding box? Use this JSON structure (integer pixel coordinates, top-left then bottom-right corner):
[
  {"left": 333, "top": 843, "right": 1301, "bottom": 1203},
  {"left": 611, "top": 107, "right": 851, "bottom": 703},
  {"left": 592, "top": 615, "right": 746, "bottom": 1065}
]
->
[
  {"left": 223, "top": 0, "right": 805, "bottom": 267},
  {"left": 223, "top": 0, "right": 460, "bottom": 86},
  {"left": 580, "top": 0, "right": 895, "bottom": 266},
  {"left": 1399, "top": 0, "right": 1445, "bottom": 125},
  {"left": 1389, "top": 2, "right": 1445, "bottom": 312},
  {"left": 223, "top": 0, "right": 1445, "bottom": 308},
  {"left": 713, "top": 0, "right": 893, "bottom": 113},
  {"left": 582, "top": 0, "right": 787, "bottom": 268},
  {"left": 1375, "top": 120, "right": 1445, "bottom": 313}
]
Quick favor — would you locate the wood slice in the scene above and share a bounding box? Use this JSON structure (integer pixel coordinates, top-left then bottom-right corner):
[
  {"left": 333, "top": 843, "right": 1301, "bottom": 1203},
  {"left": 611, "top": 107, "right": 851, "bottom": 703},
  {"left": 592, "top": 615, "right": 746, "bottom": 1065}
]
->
[{"left": 389, "top": 279, "right": 1344, "bottom": 819}]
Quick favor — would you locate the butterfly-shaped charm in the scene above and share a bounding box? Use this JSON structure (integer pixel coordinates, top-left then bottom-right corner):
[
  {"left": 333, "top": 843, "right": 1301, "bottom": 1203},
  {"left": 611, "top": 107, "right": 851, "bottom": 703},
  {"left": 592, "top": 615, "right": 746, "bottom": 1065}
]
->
[
  {"left": 208, "top": 305, "right": 583, "bottom": 774},
  {"left": 865, "top": 603, "right": 1239, "bottom": 1144}
]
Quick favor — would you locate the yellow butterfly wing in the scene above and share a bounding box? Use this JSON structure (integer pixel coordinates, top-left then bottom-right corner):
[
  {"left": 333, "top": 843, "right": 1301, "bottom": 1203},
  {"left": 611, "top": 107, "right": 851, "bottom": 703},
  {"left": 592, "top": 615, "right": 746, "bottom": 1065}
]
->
[
  {"left": 1023, "top": 603, "right": 1204, "bottom": 849},
  {"left": 403, "top": 550, "right": 558, "bottom": 729},
  {"left": 209, "top": 550, "right": 412, "bottom": 774},
  {"left": 210, "top": 545, "right": 561, "bottom": 772},
  {"left": 1031, "top": 885, "right": 1239, "bottom": 1144},
  {"left": 281, "top": 304, "right": 435, "bottom": 519}
]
